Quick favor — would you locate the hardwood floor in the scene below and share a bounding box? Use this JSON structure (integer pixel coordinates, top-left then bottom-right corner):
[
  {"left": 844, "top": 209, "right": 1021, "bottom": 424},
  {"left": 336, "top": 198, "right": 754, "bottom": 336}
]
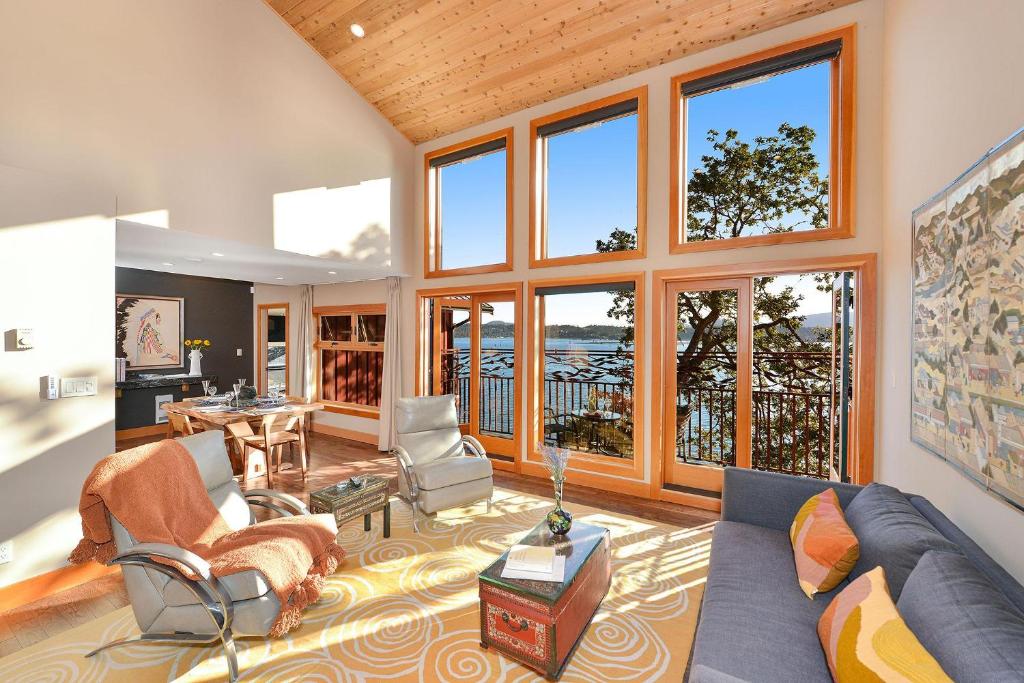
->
[{"left": 0, "top": 432, "right": 717, "bottom": 657}]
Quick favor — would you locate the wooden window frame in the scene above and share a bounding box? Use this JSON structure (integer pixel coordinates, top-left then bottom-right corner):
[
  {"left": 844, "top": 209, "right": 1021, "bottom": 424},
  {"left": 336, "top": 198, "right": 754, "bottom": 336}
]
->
[
  {"left": 314, "top": 303, "right": 386, "bottom": 419},
  {"left": 423, "top": 127, "right": 514, "bottom": 278},
  {"left": 669, "top": 25, "right": 856, "bottom": 254},
  {"left": 256, "top": 302, "right": 289, "bottom": 396},
  {"left": 525, "top": 272, "right": 647, "bottom": 496},
  {"left": 529, "top": 86, "right": 648, "bottom": 269},
  {"left": 414, "top": 282, "right": 524, "bottom": 473},
  {"left": 650, "top": 253, "right": 877, "bottom": 510}
]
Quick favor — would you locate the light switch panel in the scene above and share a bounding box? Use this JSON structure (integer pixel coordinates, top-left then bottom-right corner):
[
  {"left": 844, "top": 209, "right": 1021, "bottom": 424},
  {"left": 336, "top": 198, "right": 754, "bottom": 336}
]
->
[{"left": 60, "top": 376, "right": 98, "bottom": 397}]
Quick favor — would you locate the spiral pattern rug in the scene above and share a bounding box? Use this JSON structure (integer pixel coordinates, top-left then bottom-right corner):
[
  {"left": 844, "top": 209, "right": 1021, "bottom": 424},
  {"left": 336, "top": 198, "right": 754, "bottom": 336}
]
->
[{"left": 0, "top": 488, "right": 713, "bottom": 682}]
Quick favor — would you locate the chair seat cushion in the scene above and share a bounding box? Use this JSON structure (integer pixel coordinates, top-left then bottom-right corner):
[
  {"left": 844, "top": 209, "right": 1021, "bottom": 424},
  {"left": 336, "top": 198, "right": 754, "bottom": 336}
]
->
[
  {"left": 691, "top": 521, "right": 837, "bottom": 683},
  {"left": 415, "top": 456, "right": 492, "bottom": 490},
  {"left": 898, "top": 550, "right": 1024, "bottom": 682},
  {"left": 163, "top": 567, "right": 272, "bottom": 606}
]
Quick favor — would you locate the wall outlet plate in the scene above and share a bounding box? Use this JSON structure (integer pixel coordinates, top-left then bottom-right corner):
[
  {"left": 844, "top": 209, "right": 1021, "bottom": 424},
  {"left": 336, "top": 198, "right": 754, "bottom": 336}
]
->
[{"left": 0, "top": 540, "right": 13, "bottom": 565}]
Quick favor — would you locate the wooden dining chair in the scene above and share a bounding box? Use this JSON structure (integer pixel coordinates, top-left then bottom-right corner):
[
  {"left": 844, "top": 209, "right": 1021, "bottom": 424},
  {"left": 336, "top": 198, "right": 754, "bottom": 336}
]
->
[
  {"left": 166, "top": 412, "right": 202, "bottom": 438},
  {"left": 235, "top": 414, "right": 308, "bottom": 489}
]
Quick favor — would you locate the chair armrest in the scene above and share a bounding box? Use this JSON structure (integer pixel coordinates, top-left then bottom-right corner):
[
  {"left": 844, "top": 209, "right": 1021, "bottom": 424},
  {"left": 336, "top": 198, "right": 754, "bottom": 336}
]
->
[
  {"left": 244, "top": 489, "right": 311, "bottom": 517},
  {"left": 391, "top": 446, "right": 418, "bottom": 497},
  {"left": 720, "top": 467, "right": 863, "bottom": 532},
  {"left": 111, "top": 542, "right": 234, "bottom": 630},
  {"left": 462, "top": 434, "right": 487, "bottom": 458}
]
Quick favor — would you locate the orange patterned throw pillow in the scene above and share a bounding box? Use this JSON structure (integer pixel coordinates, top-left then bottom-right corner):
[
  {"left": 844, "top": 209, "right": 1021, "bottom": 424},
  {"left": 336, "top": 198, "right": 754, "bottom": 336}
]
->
[
  {"left": 818, "top": 567, "right": 952, "bottom": 682},
  {"left": 790, "top": 488, "right": 859, "bottom": 597}
]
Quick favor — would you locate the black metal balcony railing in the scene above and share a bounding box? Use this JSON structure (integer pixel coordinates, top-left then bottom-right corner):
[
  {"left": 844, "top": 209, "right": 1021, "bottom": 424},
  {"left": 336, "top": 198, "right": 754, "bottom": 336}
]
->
[{"left": 439, "top": 347, "right": 837, "bottom": 478}]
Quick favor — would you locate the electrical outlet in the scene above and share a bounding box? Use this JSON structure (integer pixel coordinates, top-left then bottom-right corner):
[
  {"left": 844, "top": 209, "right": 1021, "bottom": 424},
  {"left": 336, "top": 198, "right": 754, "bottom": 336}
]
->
[{"left": 0, "top": 541, "right": 13, "bottom": 565}]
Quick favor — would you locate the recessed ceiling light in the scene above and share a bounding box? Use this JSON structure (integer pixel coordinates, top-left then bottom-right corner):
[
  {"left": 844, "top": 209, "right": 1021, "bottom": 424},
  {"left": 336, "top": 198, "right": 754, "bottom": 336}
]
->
[
  {"left": 162, "top": 262, "right": 174, "bottom": 267},
  {"left": 328, "top": 271, "right": 337, "bottom": 275},
  {"left": 350, "top": 23, "right": 365, "bottom": 38},
  {"left": 211, "top": 252, "right": 225, "bottom": 257},
  {"left": 184, "top": 256, "right": 204, "bottom": 263},
  {"left": 275, "top": 276, "right": 284, "bottom": 280}
]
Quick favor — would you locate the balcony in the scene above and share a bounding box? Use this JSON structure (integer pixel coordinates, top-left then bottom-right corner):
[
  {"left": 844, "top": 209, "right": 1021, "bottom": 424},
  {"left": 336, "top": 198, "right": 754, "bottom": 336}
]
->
[{"left": 441, "top": 347, "right": 839, "bottom": 478}]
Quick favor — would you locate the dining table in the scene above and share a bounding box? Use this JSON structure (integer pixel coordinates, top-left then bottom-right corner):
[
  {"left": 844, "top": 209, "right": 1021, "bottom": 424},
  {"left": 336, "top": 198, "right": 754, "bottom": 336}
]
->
[{"left": 162, "top": 395, "right": 324, "bottom": 479}]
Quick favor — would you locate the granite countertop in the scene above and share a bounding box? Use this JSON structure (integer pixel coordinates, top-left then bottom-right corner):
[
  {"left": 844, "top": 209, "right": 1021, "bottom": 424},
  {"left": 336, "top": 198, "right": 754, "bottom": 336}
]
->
[{"left": 116, "top": 373, "right": 218, "bottom": 390}]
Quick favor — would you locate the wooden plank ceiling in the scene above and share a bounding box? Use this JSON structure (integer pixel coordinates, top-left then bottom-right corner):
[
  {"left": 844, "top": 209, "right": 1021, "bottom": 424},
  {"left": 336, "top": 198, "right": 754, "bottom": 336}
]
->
[{"left": 266, "top": 0, "right": 856, "bottom": 144}]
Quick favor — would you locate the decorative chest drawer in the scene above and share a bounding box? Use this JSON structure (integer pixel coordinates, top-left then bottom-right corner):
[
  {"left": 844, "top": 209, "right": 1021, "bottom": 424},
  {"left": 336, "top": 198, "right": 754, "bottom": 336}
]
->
[
  {"left": 478, "top": 521, "right": 612, "bottom": 680},
  {"left": 309, "top": 475, "right": 391, "bottom": 537}
]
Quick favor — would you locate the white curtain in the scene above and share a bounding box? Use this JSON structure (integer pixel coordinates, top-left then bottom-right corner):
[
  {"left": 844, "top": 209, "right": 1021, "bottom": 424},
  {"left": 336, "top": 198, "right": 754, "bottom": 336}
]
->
[
  {"left": 378, "top": 276, "right": 402, "bottom": 451},
  {"left": 297, "top": 284, "right": 315, "bottom": 401}
]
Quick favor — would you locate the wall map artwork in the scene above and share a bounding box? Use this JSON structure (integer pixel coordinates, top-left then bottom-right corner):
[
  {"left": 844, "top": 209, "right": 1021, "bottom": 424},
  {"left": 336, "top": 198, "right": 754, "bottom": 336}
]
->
[
  {"left": 116, "top": 294, "right": 184, "bottom": 370},
  {"left": 912, "top": 127, "right": 1024, "bottom": 510}
]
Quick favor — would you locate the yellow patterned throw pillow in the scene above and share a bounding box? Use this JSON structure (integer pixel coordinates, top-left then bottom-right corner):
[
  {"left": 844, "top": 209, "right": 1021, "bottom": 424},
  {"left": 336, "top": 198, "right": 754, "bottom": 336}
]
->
[
  {"left": 790, "top": 488, "right": 860, "bottom": 597},
  {"left": 818, "top": 566, "right": 952, "bottom": 682}
]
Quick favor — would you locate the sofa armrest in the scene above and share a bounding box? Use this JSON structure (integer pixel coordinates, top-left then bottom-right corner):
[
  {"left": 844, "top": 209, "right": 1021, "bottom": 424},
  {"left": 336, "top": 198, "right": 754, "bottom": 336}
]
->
[
  {"left": 244, "top": 489, "right": 311, "bottom": 517},
  {"left": 720, "top": 467, "right": 863, "bottom": 532}
]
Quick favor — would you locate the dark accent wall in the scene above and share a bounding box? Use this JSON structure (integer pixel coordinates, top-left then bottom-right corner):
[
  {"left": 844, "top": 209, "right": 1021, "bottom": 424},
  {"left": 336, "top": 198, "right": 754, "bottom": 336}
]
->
[{"left": 115, "top": 267, "right": 253, "bottom": 430}]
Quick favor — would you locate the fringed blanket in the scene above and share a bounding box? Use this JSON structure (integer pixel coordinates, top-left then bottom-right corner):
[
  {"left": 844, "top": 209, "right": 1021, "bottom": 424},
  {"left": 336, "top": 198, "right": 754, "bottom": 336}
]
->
[{"left": 69, "top": 439, "right": 344, "bottom": 637}]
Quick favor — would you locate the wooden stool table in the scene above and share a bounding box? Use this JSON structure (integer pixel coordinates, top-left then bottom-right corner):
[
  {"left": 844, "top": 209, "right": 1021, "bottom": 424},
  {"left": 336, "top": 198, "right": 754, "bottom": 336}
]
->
[
  {"left": 309, "top": 476, "right": 391, "bottom": 538},
  {"left": 479, "top": 521, "right": 611, "bottom": 680}
]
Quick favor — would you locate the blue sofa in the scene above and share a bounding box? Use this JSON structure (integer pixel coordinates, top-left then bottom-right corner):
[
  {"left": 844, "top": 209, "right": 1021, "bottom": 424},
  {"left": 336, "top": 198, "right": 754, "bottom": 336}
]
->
[{"left": 687, "top": 468, "right": 1024, "bottom": 682}]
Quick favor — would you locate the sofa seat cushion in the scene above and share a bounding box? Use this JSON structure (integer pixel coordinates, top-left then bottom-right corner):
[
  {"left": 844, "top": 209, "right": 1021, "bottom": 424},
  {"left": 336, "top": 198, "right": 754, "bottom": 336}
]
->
[
  {"left": 163, "top": 568, "right": 272, "bottom": 606},
  {"left": 844, "top": 483, "right": 960, "bottom": 600},
  {"left": 898, "top": 550, "right": 1024, "bottom": 682},
  {"left": 691, "top": 521, "right": 837, "bottom": 683},
  {"left": 415, "top": 455, "right": 492, "bottom": 490}
]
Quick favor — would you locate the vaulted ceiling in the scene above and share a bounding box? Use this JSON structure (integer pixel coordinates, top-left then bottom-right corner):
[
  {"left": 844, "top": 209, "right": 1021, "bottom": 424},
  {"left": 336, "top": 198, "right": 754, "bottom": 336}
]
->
[{"left": 267, "top": 0, "right": 855, "bottom": 144}]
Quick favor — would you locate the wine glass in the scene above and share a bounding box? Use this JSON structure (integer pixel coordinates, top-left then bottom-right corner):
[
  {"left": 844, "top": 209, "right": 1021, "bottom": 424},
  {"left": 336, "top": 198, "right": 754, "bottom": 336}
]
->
[
  {"left": 237, "top": 378, "right": 247, "bottom": 389},
  {"left": 201, "top": 379, "right": 210, "bottom": 396},
  {"left": 207, "top": 384, "right": 218, "bottom": 399},
  {"left": 232, "top": 382, "right": 242, "bottom": 403},
  {"left": 224, "top": 391, "right": 234, "bottom": 407}
]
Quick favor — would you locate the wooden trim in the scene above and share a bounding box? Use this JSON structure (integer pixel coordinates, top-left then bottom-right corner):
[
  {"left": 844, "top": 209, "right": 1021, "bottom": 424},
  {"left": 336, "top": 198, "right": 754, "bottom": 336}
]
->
[
  {"left": 321, "top": 403, "right": 380, "bottom": 420},
  {"left": 310, "top": 421, "right": 378, "bottom": 445},
  {"left": 312, "top": 303, "right": 386, "bottom": 316},
  {"left": 0, "top": 563, "right": 120, "bottom": 614},
  {"left": 656, "top": 488, "right": 722, "bottom": 513},
  {"left": 415, "top": 282, "right": 524, "bottom": 473},
  {"left": 114, "top": 424, "right": 167, "bottom": 441},
  {"left": 518, "top": 460, "right": 652, "bottom": 499},
  {"left": 256, "top": 302, "right": 290, "bottom": 396},
  {"left": 529, "top": 86, "right": 648, "bottom": 268},
  {"left": 669, "top": 24, "right": 857, "bottom": 254},
  {"left": 526, "top": 272, "right": 646, "bottom": 482},
  {"left": 650, "top": 253, "right": 877, "bottom": 496},
  {"left": 423, "top": 127, "right": 514, "bottom": 278}
]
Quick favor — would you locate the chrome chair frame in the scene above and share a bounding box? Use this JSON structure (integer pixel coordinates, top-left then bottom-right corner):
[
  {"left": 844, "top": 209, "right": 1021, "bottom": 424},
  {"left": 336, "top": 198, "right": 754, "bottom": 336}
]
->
[
  {"left": 85, "top": 490, "right": 310, "bottom": 682},
  {"left": 391, "top": 433, "right": 492, "bottom": 533}
]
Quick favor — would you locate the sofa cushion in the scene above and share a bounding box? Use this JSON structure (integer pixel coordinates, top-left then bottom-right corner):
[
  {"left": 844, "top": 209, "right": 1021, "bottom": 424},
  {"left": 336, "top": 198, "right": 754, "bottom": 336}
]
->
[
  {"left": 844, "top": 483, "right": 959, "bottom": 600},
  {"left": 818, "top": 566, "right": 951, "bottom": 682},
  {"left": 898, "top": 550, "right": 1024, "bottom": 682},
  {"left": 163, "top": 567, "right": 272, "bottom": 606},
  {"left": 690, "top": 521, "right": 836, "bottom": 682},
  {"left": 415, "top": 455, "right": 492, "bottom": 490},
  {"left": 790, "top": 488, "right": 860, "bottom": 598}
]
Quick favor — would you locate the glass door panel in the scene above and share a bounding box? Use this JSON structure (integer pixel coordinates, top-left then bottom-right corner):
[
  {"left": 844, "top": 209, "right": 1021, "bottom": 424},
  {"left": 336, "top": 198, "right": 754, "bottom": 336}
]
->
[
  {"left": 474, "top": 295, "right": 516, "bottom": 457},
  {"left": 664, "top": 279, "right": 751, "bottom": 495},
  {"left": 258, "top": 304, "right": 288, "bottom": 395}
]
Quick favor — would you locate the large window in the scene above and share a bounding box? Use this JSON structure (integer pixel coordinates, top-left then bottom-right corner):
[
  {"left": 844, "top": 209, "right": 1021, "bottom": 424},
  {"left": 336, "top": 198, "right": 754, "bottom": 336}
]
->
[
  {"left": 315, "top": 304, "right": 386, "bottom": 417},
  {"left": 527, "top": 273, "right": 645, "bottom": 488},
  {"left": 670, "top": 26, "right": 855, "bottom": 253},
  {"left": 530, "top": 87, "right": 647, "bottom": 268},
  {"left": 424, "top": 128, "right": 513, "bottom": 277}
]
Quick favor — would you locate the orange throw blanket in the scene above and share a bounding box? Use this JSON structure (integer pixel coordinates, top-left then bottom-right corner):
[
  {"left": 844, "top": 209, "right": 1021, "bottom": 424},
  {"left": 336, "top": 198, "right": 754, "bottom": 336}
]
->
[{"left": 69, "top": 439, "right": 345, "bottom": 637}]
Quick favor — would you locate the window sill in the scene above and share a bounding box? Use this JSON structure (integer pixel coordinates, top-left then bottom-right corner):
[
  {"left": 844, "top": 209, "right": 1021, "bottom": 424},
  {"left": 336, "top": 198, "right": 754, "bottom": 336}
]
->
[
  {"left": 424, "top": 261, "right": 514, "bottom": 279},
  {"left": 669, "top": 224, "right": 853, "bottom": 254},
  {"left": 529, "top": 248, "right": 646, "bottom": 269},
  {"left": 321, "top": 404, "right": 380, "bottom": 420}
]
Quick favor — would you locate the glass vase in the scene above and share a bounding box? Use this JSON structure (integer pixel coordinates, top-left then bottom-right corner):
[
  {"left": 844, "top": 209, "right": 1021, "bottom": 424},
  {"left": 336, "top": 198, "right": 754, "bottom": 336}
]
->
[{"left": 545, "top": 476, "right": 573, "bottom": 535}]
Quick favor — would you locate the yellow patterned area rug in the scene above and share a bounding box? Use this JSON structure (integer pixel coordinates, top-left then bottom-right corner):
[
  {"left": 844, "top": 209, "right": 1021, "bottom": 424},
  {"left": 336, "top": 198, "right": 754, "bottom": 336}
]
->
[{"left": 0, "top": 488, "right": 712, "bottom": 682}]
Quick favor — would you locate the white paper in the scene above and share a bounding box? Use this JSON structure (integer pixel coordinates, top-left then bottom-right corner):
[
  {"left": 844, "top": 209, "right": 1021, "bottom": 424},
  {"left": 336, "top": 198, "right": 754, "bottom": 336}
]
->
[{"left": 500, "top": 555, "right": 566, "bottom": 583}]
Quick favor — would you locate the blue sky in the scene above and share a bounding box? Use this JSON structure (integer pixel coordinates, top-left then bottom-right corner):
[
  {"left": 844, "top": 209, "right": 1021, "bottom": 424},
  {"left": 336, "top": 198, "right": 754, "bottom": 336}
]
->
[{"left": 440, "top": 61, "right": 832, "bottom": 325}]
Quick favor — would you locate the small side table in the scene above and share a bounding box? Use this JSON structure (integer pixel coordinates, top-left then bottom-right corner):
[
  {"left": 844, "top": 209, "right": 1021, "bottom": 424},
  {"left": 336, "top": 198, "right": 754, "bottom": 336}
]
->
[{"left": 309, "top": 476, "right": 391, "bottom": 538}]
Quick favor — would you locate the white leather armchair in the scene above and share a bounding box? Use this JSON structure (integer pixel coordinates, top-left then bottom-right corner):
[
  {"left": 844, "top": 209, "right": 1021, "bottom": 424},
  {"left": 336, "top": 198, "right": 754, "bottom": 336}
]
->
[
  {"left": 391, "top": 395, "right": 494, "bottom": 532},
  {"left": 86, "top": 430, "right": 332, "bottom": 682}
]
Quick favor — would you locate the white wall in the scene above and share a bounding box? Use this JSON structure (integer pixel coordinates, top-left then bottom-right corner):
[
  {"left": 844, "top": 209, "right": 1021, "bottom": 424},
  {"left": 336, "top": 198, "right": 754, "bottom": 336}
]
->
[
  {"left": 0, "top": 0, "right": 414, "bottom": 587},
  {"left": 878, "top": 0, "right": 1024, "bottom": 578},
  {"left": 0, "top": 166, "right": 116, "bottom": 587},
  {"left": 0, "top": 0, "right": 414, "bottom": 274}
]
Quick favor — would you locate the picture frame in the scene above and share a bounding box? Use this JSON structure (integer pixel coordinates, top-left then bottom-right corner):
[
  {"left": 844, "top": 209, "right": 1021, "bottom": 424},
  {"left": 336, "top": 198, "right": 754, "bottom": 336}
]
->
[{"left": 116, "top": 294, "right": 185, "bottom": 371}]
